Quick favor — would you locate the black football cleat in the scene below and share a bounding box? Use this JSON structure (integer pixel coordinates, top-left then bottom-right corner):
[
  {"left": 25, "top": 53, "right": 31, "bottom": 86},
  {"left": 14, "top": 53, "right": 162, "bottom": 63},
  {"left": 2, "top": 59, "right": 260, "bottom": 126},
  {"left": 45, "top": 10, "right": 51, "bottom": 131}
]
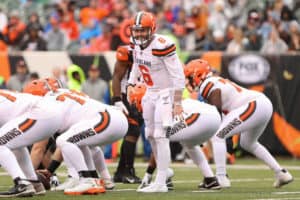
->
[
  {"left": 198, "top": 177, "right": 221, "bottom": 190},
  {"left": 0, "top": 177, "right": 36, "bottom": 197}
]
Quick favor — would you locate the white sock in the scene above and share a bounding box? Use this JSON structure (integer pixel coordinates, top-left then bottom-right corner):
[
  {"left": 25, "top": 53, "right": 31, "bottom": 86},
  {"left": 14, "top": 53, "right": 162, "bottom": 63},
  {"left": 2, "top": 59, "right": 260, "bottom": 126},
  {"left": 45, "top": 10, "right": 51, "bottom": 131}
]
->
[
  {"left": 80, "top": 146, "right": 96, "bottom": 171},
  {"left": 67, "top": 167, "right": 79, "bottom": 179},
  {"left": 211, "top": 136, "right": 227, "bottom": 176},
  {"left": 185, "top": 145, "right": 214, "bottom": 177},
  {"left": 154, "top": 137, "right": 170, "bottom": 185},
  {"left": 244, "top": 142, "right": 281, "bottom": 172},
  {"left": 13, "top": 147, "right": 38, "bottom": 180},
  {"left": 0, "top": 146, "right": 26, "bottom": 179},
  {"left": 59, "top": 142, "right": 88, "bottom": 172},
  {"left": 91, "top": 146, "right": 111, "bottom": 180}
]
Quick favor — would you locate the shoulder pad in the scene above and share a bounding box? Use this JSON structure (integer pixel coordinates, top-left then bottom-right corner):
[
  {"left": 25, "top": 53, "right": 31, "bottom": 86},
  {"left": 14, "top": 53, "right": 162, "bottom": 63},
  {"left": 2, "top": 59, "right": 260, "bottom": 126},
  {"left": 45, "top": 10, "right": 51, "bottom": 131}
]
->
[
  {"left": 116, "top": 46, "right": 132, "bottom": 62},
  {"left": 151, "top": 35, "right": 176, "bottom": 57}
]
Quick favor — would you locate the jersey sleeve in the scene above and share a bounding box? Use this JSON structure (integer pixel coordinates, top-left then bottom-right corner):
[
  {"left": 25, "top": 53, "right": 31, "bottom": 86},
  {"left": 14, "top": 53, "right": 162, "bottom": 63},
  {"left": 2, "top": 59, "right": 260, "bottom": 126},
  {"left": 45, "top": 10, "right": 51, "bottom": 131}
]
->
[
  {"left": 152, "top": 35, "right": 185, "bottom": 90},
  {"left": 151, "top": 35, "right": 176, "bottom": 57},
  {"left": 116, "top": 45, "right": 133, "bottom": 63},
  {"left": 199, "top": 77, "right": 222, "bottom": 99}
]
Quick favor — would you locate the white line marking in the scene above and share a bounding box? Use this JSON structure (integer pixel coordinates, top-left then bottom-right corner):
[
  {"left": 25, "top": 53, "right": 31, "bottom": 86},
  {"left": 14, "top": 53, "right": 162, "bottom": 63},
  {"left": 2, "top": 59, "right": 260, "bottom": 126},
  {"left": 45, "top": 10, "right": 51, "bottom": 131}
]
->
[
  {"left": 247, "top": 198, "right": 300, "bottom": 200},
  {"left": 111, "top": 189, "right": 136, "bottom": 192},
  {"left": 190, "top": 190, "right": 220, "bottom": 193},
  {"left": 272, "top": 192, "right": 300, "bottom": 195}
]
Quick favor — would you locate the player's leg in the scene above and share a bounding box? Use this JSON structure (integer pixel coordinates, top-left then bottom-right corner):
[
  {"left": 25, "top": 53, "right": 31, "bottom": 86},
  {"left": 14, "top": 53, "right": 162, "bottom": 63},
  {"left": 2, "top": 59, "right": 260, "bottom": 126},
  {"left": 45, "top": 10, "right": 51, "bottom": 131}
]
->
[
  {"left": 90, "top": 146, "right": 114, "bottom": 190},
  {"left": 184, "top": 144, "right": 220, "bottom": 189},
  {"left": 80, "top": 146, "right": 97, "bottom": 177},
  {"left": 114, "top": 94, "right": 142, "bottom": 183},
  {"left": 240, "top": 127, "right": 293, "bottom": 188},
  {"left": 30, "top": 139, "right": 49, "bottom": 169},
  {"left": 211, "top": 135, "right": 229, "bottom": 187},
  {"left": 0, "top": 115, "right": 60, "bottom": 197},
  {"left": 14, "top": 147, "right": 46, "bottom": 195},
  {"left": 138, "top": 92, "right": 172, "bottom": 193},
  {"left": 0, "top": 145, "right": 36, "bottom": 197},
  {"left": 57, "top": 130, "right": 103, "bottom": 195}
]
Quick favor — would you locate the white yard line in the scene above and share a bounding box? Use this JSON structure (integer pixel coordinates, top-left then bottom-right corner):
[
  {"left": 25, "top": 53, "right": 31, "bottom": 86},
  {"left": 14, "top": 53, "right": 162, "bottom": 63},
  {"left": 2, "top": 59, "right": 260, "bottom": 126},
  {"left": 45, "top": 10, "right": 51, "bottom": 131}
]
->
[
  {"left": 247, "top": 198, "right": 300, "bottom": 200},
  {"left": 104, "top": 163, "right": 300, "bottom": 170},
  {"left": 272, "top": 192, "right": 300, "bottom": 195}
]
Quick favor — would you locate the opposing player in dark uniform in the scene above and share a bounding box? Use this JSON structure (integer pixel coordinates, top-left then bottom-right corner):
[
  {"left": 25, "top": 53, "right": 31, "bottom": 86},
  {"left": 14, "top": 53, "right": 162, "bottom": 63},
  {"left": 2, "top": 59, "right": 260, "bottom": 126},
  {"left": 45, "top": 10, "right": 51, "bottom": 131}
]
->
[{"left": 111, "top": 45, "right": 143, "bottom": 184}]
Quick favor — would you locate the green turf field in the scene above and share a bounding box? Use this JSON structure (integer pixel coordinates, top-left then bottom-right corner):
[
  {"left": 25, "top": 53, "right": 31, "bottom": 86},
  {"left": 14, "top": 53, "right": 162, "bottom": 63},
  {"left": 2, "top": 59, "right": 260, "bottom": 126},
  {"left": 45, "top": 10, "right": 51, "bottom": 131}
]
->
[{"left": 0, "top": 157, "right": 299, "bottom": 200}]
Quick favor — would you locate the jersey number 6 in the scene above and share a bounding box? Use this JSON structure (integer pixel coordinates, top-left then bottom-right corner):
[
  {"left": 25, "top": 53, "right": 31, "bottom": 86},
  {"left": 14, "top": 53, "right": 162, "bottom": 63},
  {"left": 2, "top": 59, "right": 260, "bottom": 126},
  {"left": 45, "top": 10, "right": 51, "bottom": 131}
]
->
[{"left": 138, "top": 65, "right": 153, "bottom": 86}]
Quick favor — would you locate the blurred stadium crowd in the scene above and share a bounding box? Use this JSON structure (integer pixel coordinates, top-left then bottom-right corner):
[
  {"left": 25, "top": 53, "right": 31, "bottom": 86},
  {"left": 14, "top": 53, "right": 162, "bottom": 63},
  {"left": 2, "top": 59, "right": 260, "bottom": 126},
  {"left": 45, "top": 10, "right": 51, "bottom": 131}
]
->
[{"left": 0, "top": 0, "right": 299, "bottom": 54}]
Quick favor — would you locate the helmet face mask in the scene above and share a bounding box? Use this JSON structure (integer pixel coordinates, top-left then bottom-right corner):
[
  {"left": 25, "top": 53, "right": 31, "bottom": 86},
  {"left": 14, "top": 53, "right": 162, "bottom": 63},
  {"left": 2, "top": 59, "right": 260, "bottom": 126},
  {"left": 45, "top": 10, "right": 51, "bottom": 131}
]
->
[
  {"left": 44, "top": 78, "right": 63, "bottom": 92},
  {"left": 131, "top": 26, "right": 152, "bottom": 46},
  {"left": 130, "top": 11, "right": 156, "bottom": 46}
]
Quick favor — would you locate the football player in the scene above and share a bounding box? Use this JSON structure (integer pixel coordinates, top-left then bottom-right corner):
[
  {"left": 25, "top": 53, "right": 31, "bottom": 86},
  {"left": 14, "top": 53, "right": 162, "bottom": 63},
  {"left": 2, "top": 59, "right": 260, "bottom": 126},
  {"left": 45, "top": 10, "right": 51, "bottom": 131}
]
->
[
  {"left": 0, "top": 83, "right": 62, "bottom": 197},
  {"left": 184, "top": 59, "right": 293, "bottom": 188},
  {"left": 128, "top": 84, "right": 222, "bottom": 191},
  {"left": 127, "top": 11, "right": 185, "bottom": 193},
  {"left": 111, "top": 44, "right": 143, "bottom": 184},
  {"left": 42, "top": 78, "right": 128, "bottom": 195}
]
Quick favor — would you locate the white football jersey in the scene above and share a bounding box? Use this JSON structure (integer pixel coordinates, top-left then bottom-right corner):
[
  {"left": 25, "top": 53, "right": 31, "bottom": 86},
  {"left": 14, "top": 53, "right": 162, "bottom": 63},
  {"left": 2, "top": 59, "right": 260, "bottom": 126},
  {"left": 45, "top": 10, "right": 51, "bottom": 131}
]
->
[
  {"left": 45, "top": 89, "right": 116, "bottom": 132},
  {"left": 128, "top": 34, "right": 185, "bottom": 91},
  {"left": 199, "top": 76, "right": 262, "bottom": 113},
  {"left": 0, "top": 90, "right": 41, "bottom": 126},
  {"left": 182, "top": 98, "right": 219, "bottom": 116}
]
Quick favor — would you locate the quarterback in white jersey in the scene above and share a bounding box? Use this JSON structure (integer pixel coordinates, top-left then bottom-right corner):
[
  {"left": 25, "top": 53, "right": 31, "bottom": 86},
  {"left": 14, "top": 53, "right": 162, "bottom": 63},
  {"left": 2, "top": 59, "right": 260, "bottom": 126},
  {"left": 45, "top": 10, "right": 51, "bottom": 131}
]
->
[
  {"left": 127, "top": 11, "right": 185, "bottom": 193},
  {"left": 129, "top": 85, "right": 222, "bottom": 190},
  {"left": 0, "top": 82, "right": 64, "bottom": 197},
  {"left": 185, "top": 59, "right": 293, "bottom": 188}
]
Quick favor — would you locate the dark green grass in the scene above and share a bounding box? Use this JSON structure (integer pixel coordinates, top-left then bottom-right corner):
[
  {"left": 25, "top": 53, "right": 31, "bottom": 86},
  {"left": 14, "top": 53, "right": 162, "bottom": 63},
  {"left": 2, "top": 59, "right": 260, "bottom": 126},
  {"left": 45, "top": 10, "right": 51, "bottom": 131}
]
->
[{"left": 0, "top": 157, "right": 299, "bottom": 200}]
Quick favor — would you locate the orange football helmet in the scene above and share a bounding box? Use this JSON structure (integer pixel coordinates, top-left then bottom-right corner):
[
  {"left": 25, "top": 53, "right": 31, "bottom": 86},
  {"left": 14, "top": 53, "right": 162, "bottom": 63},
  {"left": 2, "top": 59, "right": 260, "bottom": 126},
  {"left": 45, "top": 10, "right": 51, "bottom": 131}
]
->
[
  {"left": 128, "top": 84, "right": 147, "bottom": 112},
  {"left": 23, "top": 80, "right": 51, "bottom": 96},
  {"left": 130, "top": 11, "right": 156, "bottom": 46},
  {"left": 44, "top": 77, "right": 62, "bottom": 92},
  {"left": 185, "top": 59, "right": 212, "bottom": 89}
]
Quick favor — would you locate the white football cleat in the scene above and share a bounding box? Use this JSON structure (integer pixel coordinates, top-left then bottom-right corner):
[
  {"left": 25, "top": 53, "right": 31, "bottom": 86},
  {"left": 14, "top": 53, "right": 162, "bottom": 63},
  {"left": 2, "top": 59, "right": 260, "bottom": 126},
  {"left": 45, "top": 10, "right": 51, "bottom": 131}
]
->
[
  {"left": 216, "top": 174, "right": 231, "bottom": 188},
  {"left": 64, "top": 178, "right": 105, "bottom": 195},
  {"left": 137, "top": 183, "right": 168, "bottom": 193},
  {"left": 274, "top": 169, "right": 293, "bottom": 188},
  {"left": 101, "top": 178, "right": 115, "bottom": 190},
  {"left": 52, "top": 177, "right": 79, "bottom": 191},
  {"left": 137, "top": 173, "right": 152, "bottom": 190}
]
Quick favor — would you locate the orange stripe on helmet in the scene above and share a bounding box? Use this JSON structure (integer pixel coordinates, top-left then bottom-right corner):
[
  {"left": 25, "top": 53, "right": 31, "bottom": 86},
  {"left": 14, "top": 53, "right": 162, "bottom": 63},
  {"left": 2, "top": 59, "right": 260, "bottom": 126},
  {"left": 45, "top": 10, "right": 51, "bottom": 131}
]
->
[
  {"left": 94, "top": 111, "right": 110, "bottom": 133},
  {"left": 239, "top": 101, "right": 256, "bottom": 121},
  {"left": 18, "top": 119, "right": 36, "bottom": 132},
  {"left": 201, "top": 82, "right": 214, "bottom": 99},
  {"left": 185, "top": 113, "right": 200, "bottom": 126}
]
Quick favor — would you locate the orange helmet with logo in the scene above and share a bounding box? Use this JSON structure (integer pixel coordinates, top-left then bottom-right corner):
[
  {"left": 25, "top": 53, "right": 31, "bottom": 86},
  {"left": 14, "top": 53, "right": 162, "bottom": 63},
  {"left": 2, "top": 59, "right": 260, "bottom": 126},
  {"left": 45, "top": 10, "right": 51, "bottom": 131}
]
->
[
  {"left": 23, "top": 80, "right": 50, "bottom": 96},
  {"left": 185, "top": 59, "right": 212, "bottom": 89},
  {"left": 130, "top": 11, "right": 156, "bottom": 46},
  {"left": 44, "top": 77, "right": 62, "bottom": 92},
  {"left": 129, "top": 84, "right": 147, "bottom": 112}
]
